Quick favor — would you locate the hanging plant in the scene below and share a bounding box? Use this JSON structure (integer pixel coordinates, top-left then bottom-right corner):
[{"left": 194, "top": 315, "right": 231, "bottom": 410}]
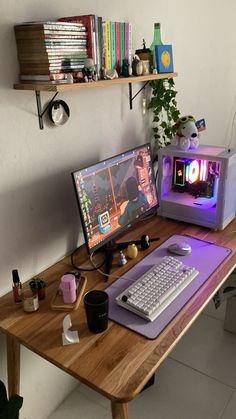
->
[{"left": 148, "top": 78, "right": 180, "bottom": 156}]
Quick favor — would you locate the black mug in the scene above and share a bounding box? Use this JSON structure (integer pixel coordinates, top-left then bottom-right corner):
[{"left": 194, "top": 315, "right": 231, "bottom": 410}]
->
[{"left": 84, "top": 290, "right": 109, "bottom": 333}]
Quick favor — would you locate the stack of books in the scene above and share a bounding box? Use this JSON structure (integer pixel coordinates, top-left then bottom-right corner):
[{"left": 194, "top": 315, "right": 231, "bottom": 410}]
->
[
  {"left": 14, "top": 21, "right": 88, "bottom": 83},
  {"left": 58, "top": 15, "right": 132, "bottom": 77}
]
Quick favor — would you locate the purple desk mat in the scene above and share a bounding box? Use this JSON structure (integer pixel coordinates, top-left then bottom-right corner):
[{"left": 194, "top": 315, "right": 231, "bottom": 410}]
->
[{"left": 106, "top": 234, "right": 232, "bottom": 340}]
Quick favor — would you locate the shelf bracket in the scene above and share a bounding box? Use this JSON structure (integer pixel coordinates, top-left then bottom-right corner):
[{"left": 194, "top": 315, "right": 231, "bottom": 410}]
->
[
  {"left": 129, "top": 81, "right": 150, "bottom": 110},
  {"left": 35, "top": 91, "right": 59, "bottom": 130}
]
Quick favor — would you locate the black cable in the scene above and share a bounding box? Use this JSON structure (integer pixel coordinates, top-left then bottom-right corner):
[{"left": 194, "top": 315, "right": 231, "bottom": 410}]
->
[
  {"left": 70, "top": 247, "right": 106, "bottom": 271},
  {"left": 70, "top": 206, "right": 158, "bottom": 273}
]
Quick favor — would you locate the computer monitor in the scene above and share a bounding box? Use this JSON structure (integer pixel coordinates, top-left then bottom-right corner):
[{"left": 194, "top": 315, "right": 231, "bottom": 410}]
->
[{"left": 72, "top": 143, "right": 158, "bottom": 255}]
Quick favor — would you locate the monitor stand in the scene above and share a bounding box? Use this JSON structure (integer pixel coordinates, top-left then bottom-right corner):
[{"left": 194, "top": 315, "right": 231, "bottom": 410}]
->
[{"left": 102, "top": 241, "right": 128, "bottom": 279}]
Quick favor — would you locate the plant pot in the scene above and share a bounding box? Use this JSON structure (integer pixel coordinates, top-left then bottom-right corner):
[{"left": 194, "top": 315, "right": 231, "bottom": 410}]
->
[{"left": 29, "top": 278, "right": 46, "bottom": 300}]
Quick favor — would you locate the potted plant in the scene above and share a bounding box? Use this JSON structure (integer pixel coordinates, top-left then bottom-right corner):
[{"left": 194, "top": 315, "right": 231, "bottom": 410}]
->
[
  {"left": 29, "top": 277, "right": 46, "bottom": 300},
  {"left": 148, "top": 78, "right": 180, "bottom": 158}
]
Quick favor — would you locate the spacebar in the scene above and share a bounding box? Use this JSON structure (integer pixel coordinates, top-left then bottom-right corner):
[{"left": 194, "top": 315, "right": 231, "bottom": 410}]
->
[{"left": 158, "top": 285, "right": 177, "bottom": 305}]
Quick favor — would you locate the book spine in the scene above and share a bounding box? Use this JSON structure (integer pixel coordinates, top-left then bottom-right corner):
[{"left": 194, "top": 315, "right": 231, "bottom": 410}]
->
[
  {"left": 19, "top": 65, "right": 85, "bottom": 75},
  {"left": 20, "top": 73, "right": 66, "bottom": 81},
  {"left": 128, "top": 22, "right": 132, "bottom": 64},
  {"left": 102, "top": 21, "right": 106, "bottom": 69},
  {"left": 17, "top": 44, "right": 87, "bottom": 51},
  {"left": 110, "top": 21, "right": 116, "bottom": 70},
  {"left": 15, "top": 33, "right": 87, "bottom": 40},
  {"left": 94, "top": 15, "right": 101, "bottom": 78},
  {"left": 120, "top": 22, "right": 125, "bottom": 70},
  {"left": 97, "top": 16, "right": 103, "bottom": 78},
  {"left": 15, "top": 23, "right": 86, "bottom": 31},
  {"left": 91, "top": 15, "right": 97, "bottom": 67},
  {"left": 105, "top": 21, "right": 111, "bottom": 70},
  {"left": 124, "top": 22, "right": 132, "bottom": 63},
  {"left": 18, "top": 51, "right": 88, "bottom": 58},
  {"left": 115, "top": 22, "right": 120, "bottom": 74},
  {"left": 18, "top": 41, "right": 88, "bottom": 47}
]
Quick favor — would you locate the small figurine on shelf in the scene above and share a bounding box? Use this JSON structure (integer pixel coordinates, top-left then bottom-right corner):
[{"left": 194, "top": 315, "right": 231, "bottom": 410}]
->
[
  {"left": 66, "top": 73, "right": 74, "bottom": 84},
  {"left": 135, "top": 39, "right": 151, "bottom": 62},
  {"left": 82, "top": 58, "right": 97, "bottom": 82},
  {"left": 132, "top": 55, "right": 143, "bottom": 76},
  {"left": 74, "top": 71, "right": 84, "bottom": 83},
  {"left": 118, "top": 250, "right": 127, "bottom": 266},
  {"left": 121, "top": 59, "right": 130, "bottom": 77},
  {"left": 135, "top": 39, "right": 151, "bottom": 75},
  {"left": 103, "top": 69, "right": 119, "bottom": 80}
]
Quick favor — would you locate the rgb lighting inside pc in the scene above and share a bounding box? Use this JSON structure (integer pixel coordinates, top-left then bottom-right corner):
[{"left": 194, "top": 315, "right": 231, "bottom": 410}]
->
[
  {"left": 72, "top": 143, "right": 158, "bottom": 254},
  {"left": 160, "top": 154, "right": 220, "bottom": 211}
]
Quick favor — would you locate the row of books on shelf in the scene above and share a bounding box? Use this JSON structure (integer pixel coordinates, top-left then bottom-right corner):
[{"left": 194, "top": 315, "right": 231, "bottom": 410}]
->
[
  {"left": 58, "top": 15, "right": 132, "bottom": 79},
  {"left": 14, "top": 15, "right": 133, "bottom": 83}
]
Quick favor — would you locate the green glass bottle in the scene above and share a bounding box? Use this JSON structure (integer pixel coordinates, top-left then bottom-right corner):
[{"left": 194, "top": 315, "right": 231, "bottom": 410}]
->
[{"left": 150, "top": 22, "right": 163, "bottom": 70}]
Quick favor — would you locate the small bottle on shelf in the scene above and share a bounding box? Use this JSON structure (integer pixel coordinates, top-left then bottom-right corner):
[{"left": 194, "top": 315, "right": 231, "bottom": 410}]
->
[
  {"left": 12, "top": 269, "right": 22, "bottom": 303},
  {"left": 150, "top": 22, "right": 163, "bottom": 70}
]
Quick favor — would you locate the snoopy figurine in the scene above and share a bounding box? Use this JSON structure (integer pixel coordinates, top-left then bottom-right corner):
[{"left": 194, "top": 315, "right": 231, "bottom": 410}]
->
[{"left": 172, "top": 115, "right": 200, "bottom": 150}]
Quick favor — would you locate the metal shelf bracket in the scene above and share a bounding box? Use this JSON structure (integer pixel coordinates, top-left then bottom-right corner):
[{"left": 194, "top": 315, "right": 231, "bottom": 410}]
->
[
  {"left": 129, "top": 81, "right": 150, "bottom": 110},
  {"left": 35, "top": 91, "right": 59, "bottom": 130}
]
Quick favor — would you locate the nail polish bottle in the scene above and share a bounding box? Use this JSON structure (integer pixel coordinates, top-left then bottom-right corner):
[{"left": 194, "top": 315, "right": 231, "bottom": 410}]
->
[{"left": 12, "top": 269, "right": 22, "bottom": 303}]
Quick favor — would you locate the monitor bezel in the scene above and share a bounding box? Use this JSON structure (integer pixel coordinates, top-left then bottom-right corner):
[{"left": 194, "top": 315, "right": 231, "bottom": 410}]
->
[{"left": 71, "top": 143, "right": 158, "bottom": 254}]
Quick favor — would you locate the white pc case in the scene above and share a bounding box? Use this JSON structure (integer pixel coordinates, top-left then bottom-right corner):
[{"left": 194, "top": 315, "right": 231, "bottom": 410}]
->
[{"left": 157, "top": 145, "right": 236, "bottom": 229}]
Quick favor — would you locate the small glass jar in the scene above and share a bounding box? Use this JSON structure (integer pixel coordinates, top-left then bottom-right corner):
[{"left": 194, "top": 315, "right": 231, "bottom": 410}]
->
[{"left": 22, "top": 289, "right": 39, "bottom": 313}]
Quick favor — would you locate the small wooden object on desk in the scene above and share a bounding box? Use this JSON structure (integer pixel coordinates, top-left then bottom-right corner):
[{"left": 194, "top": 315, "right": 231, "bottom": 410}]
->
[{"left": 51, "top": 275, "right": 87, "bottom": 311}]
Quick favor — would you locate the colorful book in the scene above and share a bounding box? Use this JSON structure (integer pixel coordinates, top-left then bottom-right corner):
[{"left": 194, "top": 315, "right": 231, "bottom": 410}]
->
[
  {"left": 120, "top": 22, "right": 125, "bottom": 71},
  {"left": 110, "top": 21, "right": 116, "bottom": 69},
  {"left": 15, "top": 21, "right": 86, "bottom": 31},
  {"left": 16, "top": 37, "right": 87, "bottom": 46},
  {"left": 15, "top": 30, "right": 87, "bottom": 39},
  {"left": 115, "top": 22, "right": 120, "bottom": 74},
  {"left": 102, "top": 21, "right": 106, "bottom": 69},
  {"left": 105, "top": 21, "right": 111, "bottom": 69},
  {"left": 155, "top": 45, "right": 174, "bottom": 73},
  {"left": 124, "top": 22, "right": 132, "bottom": 63}
]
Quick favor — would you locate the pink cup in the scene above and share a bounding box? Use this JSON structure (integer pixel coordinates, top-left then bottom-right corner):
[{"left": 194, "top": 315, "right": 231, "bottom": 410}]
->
[{"left": 60, "top": 274, "right": 76, "bottom": 304}]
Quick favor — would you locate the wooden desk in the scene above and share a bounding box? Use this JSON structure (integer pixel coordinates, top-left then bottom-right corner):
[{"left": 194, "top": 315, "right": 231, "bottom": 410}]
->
[{"left": 1, "top": 216, "right": 236, "bottom": 419}]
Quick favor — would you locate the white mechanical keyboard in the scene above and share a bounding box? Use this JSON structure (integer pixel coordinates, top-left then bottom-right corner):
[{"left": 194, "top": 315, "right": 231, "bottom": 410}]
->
[{"left": 116, "top": 256, "right": 199, "bottom": 322}]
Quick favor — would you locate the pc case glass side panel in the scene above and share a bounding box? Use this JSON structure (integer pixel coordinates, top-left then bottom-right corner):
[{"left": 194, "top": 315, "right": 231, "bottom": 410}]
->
[{"left": 159, "top": 153, "right": 220, "bottom": 227}]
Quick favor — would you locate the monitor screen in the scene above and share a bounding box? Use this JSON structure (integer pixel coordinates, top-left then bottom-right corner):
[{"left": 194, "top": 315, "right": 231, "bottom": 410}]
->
[{"left": 72, "top": 143, "right": 158, "bottom": 253}]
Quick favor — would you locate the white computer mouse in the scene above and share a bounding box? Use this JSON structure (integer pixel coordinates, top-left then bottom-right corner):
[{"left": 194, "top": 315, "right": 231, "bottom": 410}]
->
[{"left": 167, "top": 242, "right": 192, "bottom": 256}]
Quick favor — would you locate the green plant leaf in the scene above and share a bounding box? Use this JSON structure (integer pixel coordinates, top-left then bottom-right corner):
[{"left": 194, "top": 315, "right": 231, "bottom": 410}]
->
[{"left": 149, "top": 78, "right": 180, "bottom": 151}]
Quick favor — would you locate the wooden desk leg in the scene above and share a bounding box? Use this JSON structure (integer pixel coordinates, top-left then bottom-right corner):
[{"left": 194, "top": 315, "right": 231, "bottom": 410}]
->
[
  {"left": 111, "top": 401, "right": 129, "bottom": 419},
  {"left": 7, "top": 335, "right": 20, "bottom": 396}
]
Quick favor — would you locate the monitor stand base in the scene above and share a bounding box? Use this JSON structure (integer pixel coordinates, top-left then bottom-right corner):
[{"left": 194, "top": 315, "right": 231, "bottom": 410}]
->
[{"left": 102, "top": 241, "right": 127, "bottom": 280}]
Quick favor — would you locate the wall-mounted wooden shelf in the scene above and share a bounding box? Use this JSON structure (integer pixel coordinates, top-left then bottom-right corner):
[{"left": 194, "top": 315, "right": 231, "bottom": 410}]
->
[
  {"left": 13, "top": 72, "right": 178, "bottom": 129},
  {"left": 14, "top": 72, "right": 177, "bottom": 92}
]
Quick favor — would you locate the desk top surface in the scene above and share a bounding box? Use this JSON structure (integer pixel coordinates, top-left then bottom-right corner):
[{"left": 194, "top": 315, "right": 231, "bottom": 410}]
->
[{"left": 0, "top": 216, "right": 236, "bottom": 403}]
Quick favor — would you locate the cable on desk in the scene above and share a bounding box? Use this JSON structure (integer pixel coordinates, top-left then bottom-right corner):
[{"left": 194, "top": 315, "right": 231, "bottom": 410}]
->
[
  {"left": 71, "top": 210, "right": 158, "bottom": 274},
  {"left": 70, "top": 247, "right": 106, "bottom": 272},
  {"left": 89, "top": 252, "right": 140, "bottom": 282}
]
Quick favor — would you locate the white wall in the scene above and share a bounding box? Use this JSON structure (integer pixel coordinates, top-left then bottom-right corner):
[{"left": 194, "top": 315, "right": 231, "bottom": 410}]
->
[{"left": 0, "top": 0, "right": 236, "bottom": 418}]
